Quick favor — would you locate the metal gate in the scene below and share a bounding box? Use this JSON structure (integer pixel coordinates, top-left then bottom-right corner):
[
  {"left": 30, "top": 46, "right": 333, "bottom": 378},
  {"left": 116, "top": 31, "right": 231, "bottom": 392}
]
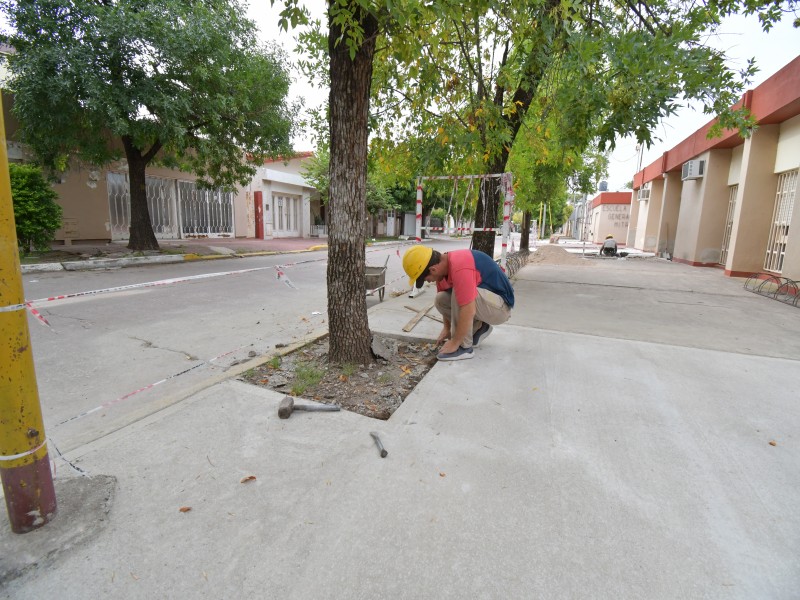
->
[
  {"left": 764, "top": 170, "right": 797, "bottom": 273},
  {"left": 177, "top": 181, "right": 234, "bottom": 238},
  {"left": 108, "top": 172, "right": 180, "bottom": 240},
  {"left": 719, "top": 185, "right": 737, "bottom": 266},
  {"left": 107, "top": 172, "right": 234, "bottom": 240}
]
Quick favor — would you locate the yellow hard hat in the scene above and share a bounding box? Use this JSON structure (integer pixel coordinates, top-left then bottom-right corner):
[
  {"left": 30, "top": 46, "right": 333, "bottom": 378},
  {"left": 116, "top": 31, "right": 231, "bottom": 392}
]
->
[
  {"left": 606, "top": 234, "right": 614, "bottom": 239},
  {"left": 403, "top": 245, "right": 433, "bottom": 287}
]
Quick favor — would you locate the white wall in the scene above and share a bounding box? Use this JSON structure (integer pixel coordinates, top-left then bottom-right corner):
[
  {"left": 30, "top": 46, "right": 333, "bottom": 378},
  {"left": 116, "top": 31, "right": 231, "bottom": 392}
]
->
[{"left": 774, "top": 114, "right": 800, "bottom": 173}]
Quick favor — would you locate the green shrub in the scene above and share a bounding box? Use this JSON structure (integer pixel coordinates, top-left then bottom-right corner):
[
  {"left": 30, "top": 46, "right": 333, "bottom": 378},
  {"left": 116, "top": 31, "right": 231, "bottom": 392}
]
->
[{"left": 9, "top": 163, "right": 62, "bottom": 254}]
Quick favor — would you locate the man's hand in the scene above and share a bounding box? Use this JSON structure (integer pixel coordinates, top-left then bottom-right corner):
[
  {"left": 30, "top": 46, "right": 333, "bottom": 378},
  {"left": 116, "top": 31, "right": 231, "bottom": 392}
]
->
[{"left": 436, "top": 326, "right": 450, "bottom": 345}]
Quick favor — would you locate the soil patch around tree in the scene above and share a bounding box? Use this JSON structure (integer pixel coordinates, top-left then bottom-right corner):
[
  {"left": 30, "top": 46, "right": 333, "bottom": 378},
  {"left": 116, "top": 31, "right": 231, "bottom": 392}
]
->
[{"left": 239, "top": 334, "right": 438, "bottom": 420}]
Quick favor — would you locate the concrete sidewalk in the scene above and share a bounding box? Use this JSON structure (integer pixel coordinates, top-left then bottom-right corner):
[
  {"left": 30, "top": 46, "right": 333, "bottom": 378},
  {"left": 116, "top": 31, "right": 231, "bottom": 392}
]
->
[{"left": 3, "top": 253, "right": 799, "bottom": 598}]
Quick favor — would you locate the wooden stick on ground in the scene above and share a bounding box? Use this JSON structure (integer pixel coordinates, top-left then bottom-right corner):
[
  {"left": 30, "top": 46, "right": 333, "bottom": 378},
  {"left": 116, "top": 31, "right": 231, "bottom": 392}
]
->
[
  {"left": 404, "top": 305, "right": 443, "bottom": 323},
  {"left": 402, "top": 303, "right": 434, "bottom": 332}
]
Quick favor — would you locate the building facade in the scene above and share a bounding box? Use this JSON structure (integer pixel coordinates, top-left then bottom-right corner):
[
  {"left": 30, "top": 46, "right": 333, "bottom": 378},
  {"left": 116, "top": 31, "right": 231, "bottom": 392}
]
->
[
  {"left": 631, "top": 55, "right": 800, "bottom": 280},
  {"left": 588, "top": 192, "right": 632, "bottom": 244},
  {"left": 2, "top": 89, "right": 320, "bottom": 245},
  {"left": 243, "top": 153, "right": 321, "bottom": 241}
]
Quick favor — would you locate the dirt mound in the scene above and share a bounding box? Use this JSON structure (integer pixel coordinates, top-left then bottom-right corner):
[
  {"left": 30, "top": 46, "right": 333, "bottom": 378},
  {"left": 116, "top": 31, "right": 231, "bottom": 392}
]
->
[{"left": 527, "top": 244, "right": 594, "bottom": 266}]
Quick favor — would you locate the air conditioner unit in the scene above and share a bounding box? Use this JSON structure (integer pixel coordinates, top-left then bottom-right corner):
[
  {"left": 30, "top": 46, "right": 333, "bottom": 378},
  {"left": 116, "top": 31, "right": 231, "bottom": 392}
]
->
[{"left": 681, "top": 159, "right": 705, "bottom": 181}]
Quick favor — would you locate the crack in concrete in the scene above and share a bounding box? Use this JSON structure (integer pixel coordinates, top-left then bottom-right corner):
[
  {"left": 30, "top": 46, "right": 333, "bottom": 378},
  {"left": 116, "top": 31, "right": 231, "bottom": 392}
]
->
[{"left": 129, "top": 336, "right": 199, "bottom": 361}]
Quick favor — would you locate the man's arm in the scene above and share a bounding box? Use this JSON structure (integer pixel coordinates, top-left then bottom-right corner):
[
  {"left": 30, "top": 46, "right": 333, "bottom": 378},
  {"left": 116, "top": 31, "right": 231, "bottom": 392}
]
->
[{"left": 439, "top": 300, "right": 476, "bottom": 354}]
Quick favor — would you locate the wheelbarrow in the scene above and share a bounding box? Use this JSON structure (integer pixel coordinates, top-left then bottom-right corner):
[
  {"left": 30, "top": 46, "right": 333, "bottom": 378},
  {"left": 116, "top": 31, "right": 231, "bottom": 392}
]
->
[{"left": 365, "top": 255, "right": 390, "bottom": 302}]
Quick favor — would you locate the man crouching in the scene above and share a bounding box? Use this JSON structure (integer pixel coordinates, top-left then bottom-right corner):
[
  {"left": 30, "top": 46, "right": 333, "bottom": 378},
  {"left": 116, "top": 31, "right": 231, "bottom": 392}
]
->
[{"left": 402, "top": 246, "right": 515, "bottom": 361}]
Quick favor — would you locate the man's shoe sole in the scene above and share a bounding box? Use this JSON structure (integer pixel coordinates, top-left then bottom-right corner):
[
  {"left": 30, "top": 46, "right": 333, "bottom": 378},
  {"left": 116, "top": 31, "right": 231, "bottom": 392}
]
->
[{"left": 437, "top": 348, "right": 474, "bottom": 361}]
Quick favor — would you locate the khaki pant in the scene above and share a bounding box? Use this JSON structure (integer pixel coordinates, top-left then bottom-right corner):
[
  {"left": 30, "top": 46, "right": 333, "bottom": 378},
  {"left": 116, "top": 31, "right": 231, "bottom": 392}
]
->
[{"left": 435, "top": 288, "right": 511, "bottom": 349}]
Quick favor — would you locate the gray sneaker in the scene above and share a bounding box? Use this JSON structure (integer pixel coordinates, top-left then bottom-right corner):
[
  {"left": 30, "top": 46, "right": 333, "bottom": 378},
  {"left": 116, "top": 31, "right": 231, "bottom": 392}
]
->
[
  {"left": 437, "top": 346, "right": 474, "bottom": 361},
  {"left": 472, "top": 322, "right": 493, "bottom": 347}
]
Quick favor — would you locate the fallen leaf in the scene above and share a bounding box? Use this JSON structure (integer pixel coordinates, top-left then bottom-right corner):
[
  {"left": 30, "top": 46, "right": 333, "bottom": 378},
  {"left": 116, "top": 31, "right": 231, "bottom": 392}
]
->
[
  {"left": 179, "top": 506, "right": 192, "bottom": 513},
  {"left": 130, "top": 572, "right": 139, "bottom": 581},
  {"left": 439, "top": 472, "right": 446, "bottom": 478},
  {"left": 240, "top": 475, "right": 257, "bottom": 483},
  {"left": 259, "top": 378, "right": 269, "bottom": 384},
  {"left": 400, "top": 365, "right": 412, "bottom": 376},
  {"left": 769, "top": 440, "right": 777, "bottom": 446},
  {"left": 339, "top": 374, "right": 348, "bottom": 382}
]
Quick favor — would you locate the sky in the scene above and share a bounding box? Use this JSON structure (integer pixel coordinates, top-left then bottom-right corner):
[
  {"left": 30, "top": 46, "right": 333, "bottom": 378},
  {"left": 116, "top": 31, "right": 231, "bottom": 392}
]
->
[
  {"left": 606, "top": 14, "right": 800, "bottom": 191},
  {"left": 252, "top": 2, "right": 799, "bottom": 193}
]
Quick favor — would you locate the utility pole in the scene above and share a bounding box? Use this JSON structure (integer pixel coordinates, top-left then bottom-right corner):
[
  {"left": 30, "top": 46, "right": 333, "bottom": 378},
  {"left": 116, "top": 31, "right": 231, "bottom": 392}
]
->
[{"left": 0, "top": 95, "right": 57, "bottom": 533}]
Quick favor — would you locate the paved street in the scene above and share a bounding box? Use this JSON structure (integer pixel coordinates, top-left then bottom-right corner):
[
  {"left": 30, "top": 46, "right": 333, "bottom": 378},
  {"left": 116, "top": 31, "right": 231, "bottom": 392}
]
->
[{"left": 20, "top": 239, "right": 473, "bottom": 454}]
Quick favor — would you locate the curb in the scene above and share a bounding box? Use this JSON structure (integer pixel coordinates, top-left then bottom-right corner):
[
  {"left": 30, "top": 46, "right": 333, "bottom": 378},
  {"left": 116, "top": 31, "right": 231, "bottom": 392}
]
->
[
  {"left": 20, "top": 262, "right": 65, "bottom": 273},
  {"left": 61, "top": 255, "right": 186, "bottom": 271},
  {"left": 20, "top": 246, "right": 330, "bottom": 273}
]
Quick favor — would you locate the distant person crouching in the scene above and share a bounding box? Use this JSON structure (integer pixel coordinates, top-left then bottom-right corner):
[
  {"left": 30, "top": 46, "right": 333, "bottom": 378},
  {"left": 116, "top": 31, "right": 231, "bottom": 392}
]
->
[{"left": 601, "top": 235, "right": 618, "bottom": 257}]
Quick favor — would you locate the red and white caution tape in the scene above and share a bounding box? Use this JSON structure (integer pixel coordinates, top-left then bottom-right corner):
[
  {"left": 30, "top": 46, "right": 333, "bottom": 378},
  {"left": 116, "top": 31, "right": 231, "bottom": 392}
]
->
[
  {"left": 12, "top": 244, "right": 411, "bottom": 326},
  {"left": 0, "top": 301, "right": 51, "bottom": 327},
  {"left": 54, "top": 340, "right": 257, "bottom": 427},
  {"left": 0, "top": 439, "right": 48, "bottom": 462},
  {"left": 274, "top": 265, "right": 298, "bottom": 289}
]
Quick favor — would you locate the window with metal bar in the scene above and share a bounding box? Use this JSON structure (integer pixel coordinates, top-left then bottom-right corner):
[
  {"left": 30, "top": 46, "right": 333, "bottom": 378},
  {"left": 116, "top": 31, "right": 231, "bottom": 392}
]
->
[
  {"left": 719, "top": 185, "right": 737, "bottom": 265},
  {"left": 764, "top": 170, "right": 797, "bottom": 273}
]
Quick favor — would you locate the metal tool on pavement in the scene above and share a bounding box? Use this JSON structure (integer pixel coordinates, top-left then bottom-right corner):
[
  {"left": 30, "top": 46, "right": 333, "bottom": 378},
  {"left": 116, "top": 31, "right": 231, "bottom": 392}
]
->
[
  {"left": 278, "top": 396, "right": 340, "bottom": 419},
  {"left": 370, "top": 431, "right": 388, "bottom": 458}
]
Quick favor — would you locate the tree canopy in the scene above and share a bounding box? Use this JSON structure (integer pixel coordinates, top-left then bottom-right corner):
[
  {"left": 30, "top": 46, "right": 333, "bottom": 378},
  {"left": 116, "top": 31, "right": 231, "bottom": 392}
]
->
[
  {"left": 277, "top": 0, "right": 797, "bottom": 363},
  {"left": 2, "top": 0, "right": 299, "bottom": 250},
  {"left": 299, "top": 0, "right": 797, "bottom": 255}
]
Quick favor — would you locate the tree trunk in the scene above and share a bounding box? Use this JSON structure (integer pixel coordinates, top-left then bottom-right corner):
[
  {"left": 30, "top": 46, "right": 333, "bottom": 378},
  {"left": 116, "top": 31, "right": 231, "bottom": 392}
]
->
[
  {"left": 123, "top": 136, "right": 159, "bottom": 252},
  {"left": 520, "top": 211, "right": 531, "bottom": 250},
  {"left": 326, "top": 6, "right": 378, "bottom": 364},
  {"left": 472, "top": 158, "right": 506, "bottom": 257}
]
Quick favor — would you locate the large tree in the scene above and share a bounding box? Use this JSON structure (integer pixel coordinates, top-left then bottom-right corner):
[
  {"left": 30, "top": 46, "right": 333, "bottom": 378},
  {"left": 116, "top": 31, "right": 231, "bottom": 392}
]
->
[
  {"left": 280, "top": 0, "right": 403, "bottom": 364},
  {"left": 323, "top": 2, "right": 380, "bottom": 363},
  {"left": 371, "top": 0, "right": 797, "bottom": 256},
  {"left": 3, "top": 0, "right": 297, "bottom": 250},
  {"left": 279, "top": 0, "right": 796, "bottom": 363}
]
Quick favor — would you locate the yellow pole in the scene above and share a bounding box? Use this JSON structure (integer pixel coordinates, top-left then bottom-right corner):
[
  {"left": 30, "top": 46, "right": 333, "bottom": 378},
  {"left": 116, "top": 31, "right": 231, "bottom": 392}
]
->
[
  {"left": 538, "top": 204, "right": 543, "bottom": 239},
  {"left": 0, "top": 94, "right": 57, "bottom": 533}
]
